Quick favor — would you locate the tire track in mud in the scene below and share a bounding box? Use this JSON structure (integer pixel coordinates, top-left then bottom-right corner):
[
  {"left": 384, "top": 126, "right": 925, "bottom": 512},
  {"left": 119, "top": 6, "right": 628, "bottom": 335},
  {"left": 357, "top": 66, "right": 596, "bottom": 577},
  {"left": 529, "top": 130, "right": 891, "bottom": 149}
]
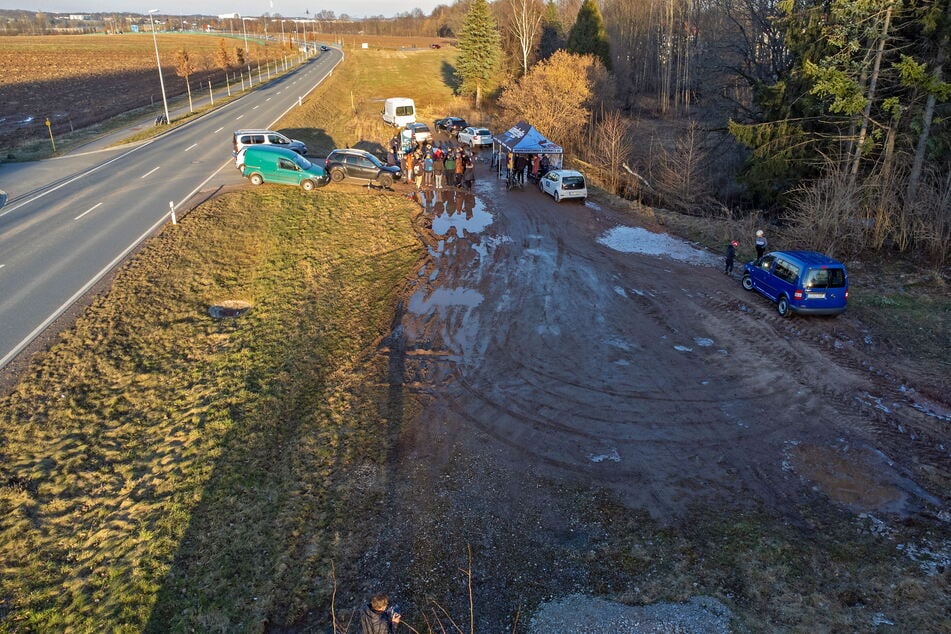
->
[{"left": 702, "top": 286, "right": 951, "bottom": 502}]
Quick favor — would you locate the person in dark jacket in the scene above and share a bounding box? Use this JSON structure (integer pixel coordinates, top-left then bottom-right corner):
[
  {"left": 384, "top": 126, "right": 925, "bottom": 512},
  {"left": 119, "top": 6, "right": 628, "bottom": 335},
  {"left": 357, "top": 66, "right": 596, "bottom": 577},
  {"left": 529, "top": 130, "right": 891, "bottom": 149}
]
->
[
  {"left": 360, "top": 594, "right": 401, "bottom": 634},
  {"left": 725, "top": 240, "right": 738, "bottom": 275}
]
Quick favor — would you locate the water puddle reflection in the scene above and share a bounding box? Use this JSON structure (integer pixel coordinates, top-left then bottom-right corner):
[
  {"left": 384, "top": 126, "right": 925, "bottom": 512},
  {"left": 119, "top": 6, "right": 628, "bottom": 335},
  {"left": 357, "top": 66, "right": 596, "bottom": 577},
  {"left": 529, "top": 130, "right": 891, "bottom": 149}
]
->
[
  {"left": 416, "top": 188, "right": 494, "bottom": 238},
  {"left": 598, "top": 226, "right": 720, "bottom": 267}
]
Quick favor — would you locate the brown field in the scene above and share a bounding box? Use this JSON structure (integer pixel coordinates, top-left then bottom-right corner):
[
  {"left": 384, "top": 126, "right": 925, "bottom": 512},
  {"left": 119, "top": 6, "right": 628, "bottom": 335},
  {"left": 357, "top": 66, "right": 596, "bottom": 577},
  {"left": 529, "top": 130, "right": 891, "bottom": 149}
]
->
[{"left": 0, "top": 33, "right": 282, "bottom": 153}]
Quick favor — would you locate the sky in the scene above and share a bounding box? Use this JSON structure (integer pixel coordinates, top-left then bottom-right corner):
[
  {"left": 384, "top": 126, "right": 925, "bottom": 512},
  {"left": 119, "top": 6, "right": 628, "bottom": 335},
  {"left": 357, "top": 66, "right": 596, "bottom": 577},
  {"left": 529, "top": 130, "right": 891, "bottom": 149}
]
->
[{"left": 0, "top": 0, "right": 440, "bottom": 19}]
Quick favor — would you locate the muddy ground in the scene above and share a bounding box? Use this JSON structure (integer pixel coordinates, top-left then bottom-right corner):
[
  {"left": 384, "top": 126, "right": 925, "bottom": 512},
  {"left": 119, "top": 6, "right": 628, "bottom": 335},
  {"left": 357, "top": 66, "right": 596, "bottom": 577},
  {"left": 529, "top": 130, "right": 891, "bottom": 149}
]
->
[{"left": 315, "top": 153, "right": 949, "bottom": 632}]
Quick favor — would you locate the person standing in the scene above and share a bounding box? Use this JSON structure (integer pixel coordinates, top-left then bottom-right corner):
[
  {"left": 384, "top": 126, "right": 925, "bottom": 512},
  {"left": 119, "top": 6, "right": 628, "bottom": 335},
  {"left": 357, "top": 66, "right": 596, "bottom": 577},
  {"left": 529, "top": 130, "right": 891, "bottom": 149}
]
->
[
  {"left": 725, "top": 240, "right": 738, "bottom": 275},
  {"left": 433, "top": 150, "right": 445, "bottom": 189},
  {"left": 454, "top": 149, "right": 465, "bottom": 187},
  {"left": 463, "top": 155, "right": 475, "bottom": 190},
  {"left": 531, "top": 154, "right": 540, "bottom": 183},
  {"left": 404, "top": 152, "right": 415, "bottom": 184},
  {"left": 755, "top": 229, "right": 768, "bottom": 258},
  {"left": 423, "top": 153, "right": 434, "bottom": 188},
  {"left": 444, "top": 151, "right": 456, "bottom": 187},
  {"left": 360, "top": 594, "right": 401, "bottom": 634}
]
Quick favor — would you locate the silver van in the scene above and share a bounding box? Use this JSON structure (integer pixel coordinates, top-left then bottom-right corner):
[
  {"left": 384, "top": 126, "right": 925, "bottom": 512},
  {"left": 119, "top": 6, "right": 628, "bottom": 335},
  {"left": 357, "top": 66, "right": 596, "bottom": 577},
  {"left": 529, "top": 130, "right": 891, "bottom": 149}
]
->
[{"left": 233, "top": 129, "right": 307, "bottom": 168}]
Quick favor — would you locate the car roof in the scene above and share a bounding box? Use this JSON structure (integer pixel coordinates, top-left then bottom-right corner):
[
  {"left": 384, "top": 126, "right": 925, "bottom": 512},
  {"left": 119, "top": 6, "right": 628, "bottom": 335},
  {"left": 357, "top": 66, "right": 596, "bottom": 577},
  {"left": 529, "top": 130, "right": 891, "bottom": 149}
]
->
[
  {"left": 242, "top": 145, "right": 299, "bottom": 157},
  {"left": 771, "top": 251, "right": 845, "bottom": 266},
  {"left": 550, "top": 169, "right": 584, "bottom": 178},
  {"left": 329, "top": 148, "right": 375, "bottom": 158},
  {"left": 235, "top": 129, "right": 284, "bottom": 135}
]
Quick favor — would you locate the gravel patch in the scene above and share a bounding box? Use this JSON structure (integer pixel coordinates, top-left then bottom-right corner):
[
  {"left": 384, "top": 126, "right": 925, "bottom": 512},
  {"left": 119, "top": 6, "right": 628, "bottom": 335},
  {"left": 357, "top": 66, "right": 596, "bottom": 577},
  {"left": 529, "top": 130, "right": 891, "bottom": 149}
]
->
[{"left": 528, "top": 594, "right": 733, "bottom": 634}]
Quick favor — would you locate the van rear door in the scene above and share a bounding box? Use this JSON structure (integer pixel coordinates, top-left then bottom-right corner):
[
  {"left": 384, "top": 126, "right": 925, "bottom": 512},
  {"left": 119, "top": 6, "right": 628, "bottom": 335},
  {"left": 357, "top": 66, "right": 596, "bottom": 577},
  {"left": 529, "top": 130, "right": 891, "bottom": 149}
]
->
[{"left": 803, "top": 267, "right": 847, "bottom": 309}]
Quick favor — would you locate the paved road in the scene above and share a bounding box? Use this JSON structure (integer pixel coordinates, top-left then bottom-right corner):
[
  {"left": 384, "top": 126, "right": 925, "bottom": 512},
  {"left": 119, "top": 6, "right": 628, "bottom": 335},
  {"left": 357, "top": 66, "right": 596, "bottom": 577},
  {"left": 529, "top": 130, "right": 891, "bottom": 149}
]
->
[{"left": 0, "top": 48, "right": 343, "bottom": 369}]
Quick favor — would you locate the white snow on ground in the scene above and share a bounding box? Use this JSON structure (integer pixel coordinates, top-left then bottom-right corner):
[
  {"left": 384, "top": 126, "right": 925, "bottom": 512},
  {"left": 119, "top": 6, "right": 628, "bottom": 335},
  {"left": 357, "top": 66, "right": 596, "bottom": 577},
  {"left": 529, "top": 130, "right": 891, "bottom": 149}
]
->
[
  {"left": 530, "top": 594, "right": 732, "bottom": 634},
  {"left": 408, "top": 287, "right": 483, "bottom": 313},
  {"left": 598, "top": 226, "right": 721, "bottom": 267}
]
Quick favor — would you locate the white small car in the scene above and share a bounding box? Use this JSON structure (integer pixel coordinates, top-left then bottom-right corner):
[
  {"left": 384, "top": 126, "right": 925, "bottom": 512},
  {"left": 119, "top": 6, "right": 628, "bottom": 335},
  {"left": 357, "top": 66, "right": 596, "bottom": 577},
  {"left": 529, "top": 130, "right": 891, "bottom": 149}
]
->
[
  {"left": 457, "top": 126, "right": 493, "bottom": 147},
  {"left": 539, "top": 169, "right": 587, "bottom": 202}
]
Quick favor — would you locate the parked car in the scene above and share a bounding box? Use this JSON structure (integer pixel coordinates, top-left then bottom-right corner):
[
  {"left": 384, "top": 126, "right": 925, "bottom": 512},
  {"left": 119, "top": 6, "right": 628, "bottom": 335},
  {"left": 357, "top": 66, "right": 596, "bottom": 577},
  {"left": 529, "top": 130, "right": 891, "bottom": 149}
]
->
[
  {"left": 320, "top": 45, "right": 330, "bottom": 51},
  {"left": 430, "top": 43, "right": 441, "bottom": 49},
  {"left": 324, "top": 148, "right": 402, "bottom": 188},
  {"left": 457, "top": 126, "right": 493, "bottom": 147},
  {"left": 233, "top": 129, "right": 307, "bottom": 168},
  {"left": 241, "top": 146, "right": 329, "bottom": 191},
  {"left": 404, "top": 122, "right": 432, "bottom": 143},
  {"left": 433, "top": 117, "right": 468, "bottom": 136},
  {"left": 539, "top": 169, "right": 587, "bottom": 202},
  {"left": 742, "top": 251, "right": 849, "bottom": 317},
  {"left": 382, "top": 97, "right": 416, "bottom": 127}
]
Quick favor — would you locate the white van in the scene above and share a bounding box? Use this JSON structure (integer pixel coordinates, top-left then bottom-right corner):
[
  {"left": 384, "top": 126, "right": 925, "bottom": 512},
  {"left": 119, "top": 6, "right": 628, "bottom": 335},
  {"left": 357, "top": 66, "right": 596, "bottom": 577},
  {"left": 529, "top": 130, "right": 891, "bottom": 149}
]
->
[
  {"left": 382, "top": 98, "right": 416, "bottom": 127},
  {"left": 233, "top": 129, "right": 308, "bottom": 165}
]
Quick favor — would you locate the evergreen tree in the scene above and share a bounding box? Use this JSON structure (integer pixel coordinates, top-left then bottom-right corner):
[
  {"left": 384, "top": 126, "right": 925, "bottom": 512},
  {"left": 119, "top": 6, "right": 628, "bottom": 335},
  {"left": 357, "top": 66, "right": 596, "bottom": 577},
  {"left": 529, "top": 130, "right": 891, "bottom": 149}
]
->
[
  {"left": 538, "top": 1, "right": 566, "bottom": 61},
  {"left": 456, "top": 0, "right": 503, "bottom": 108},
  {"left": 566, "top": 0, "right": 611, "bottom": 70}
]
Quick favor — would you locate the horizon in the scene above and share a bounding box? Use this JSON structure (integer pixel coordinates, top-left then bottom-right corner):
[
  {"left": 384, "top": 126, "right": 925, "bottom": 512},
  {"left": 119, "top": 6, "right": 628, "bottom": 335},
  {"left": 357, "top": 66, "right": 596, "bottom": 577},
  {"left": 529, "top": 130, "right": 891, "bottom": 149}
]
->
[{"left": 0, "top": 0, "right": 441, "bottom": 19}]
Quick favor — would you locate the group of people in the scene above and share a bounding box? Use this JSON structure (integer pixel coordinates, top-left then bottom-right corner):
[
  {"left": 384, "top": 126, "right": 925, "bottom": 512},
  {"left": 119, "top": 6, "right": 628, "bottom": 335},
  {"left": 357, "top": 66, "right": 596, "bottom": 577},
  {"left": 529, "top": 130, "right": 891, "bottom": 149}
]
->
[
  {"left": 498, "top": 151, "right": 551, "bottom": 187},
  {"left": 389, "top": 136, "right": 476, "bottom": 191},
  {"left": 724, "top": 229, "right": 768, "bottom": 275}
]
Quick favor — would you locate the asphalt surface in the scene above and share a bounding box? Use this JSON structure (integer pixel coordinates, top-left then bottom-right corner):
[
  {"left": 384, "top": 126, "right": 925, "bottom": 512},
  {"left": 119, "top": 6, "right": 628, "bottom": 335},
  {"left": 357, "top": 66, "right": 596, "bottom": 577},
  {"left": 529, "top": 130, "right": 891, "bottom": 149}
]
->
[{"left": 0, "top": 47, "right": 342, "bottom": 369}]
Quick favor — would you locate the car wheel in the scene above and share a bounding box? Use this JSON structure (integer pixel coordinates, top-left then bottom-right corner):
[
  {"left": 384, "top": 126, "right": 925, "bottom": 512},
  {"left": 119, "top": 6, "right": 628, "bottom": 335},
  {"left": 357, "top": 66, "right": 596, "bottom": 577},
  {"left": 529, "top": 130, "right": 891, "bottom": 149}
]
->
[
  {"left": 554, "top": 191, "right": 560, "bottom": 202},
  {"left": 777, "top": 296, "right": 791, "bottom": 317},
  {"left": 249, "top": 173, "right": 264, "bottom": 186},
  {"left": 330, "top": 168, "right": 345, "bottom": 182},
  {"left": 301, "top": 179, "right": 316, "bottom": 191},
  {"left": 578, "top": 197, "right": 587, "bottom": 204},
  {"left": 741, "top": 275, "right": 754, "bottom": 291},
  {"left": 378, "top": 174, "right": 393, "bottom": 189},
  {"left": 539, "top": 181, "right": 545, "bottom": 193}
]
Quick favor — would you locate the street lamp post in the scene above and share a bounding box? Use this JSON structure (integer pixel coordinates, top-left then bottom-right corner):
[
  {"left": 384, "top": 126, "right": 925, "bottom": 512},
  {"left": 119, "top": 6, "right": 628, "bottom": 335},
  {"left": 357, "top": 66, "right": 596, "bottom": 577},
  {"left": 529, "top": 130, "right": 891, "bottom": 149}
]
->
[{"left": 148, "top": 9, "right": 170, "bottom": 125}]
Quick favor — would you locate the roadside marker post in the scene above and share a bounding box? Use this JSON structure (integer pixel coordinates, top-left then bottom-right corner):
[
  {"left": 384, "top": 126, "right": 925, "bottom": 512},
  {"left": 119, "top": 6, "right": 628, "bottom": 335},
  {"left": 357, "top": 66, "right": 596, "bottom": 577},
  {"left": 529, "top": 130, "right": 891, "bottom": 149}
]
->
[
  {"left": 169, "top": 201, "right": 177, "bottom": 225},
  {"left": 45, "top": 117, "right": 55, "bottom": 152}
]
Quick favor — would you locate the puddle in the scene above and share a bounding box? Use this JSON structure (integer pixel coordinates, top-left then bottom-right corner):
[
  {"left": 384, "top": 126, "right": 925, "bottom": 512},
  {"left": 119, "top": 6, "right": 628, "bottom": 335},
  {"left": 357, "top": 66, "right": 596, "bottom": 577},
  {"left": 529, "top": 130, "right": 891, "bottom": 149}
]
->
[
  {"left": 673, "top": 345, "right": 693, "bottom": 352},
  {"left": 787, "top": 443, "right": 905, "bottom": 511},
  {"left": 207, "top": 300, "right": 251, "bottom": 318},
  {"left": 694, "top": 337, "right": 714, "bottom": 347},
  {"left": 598, "top": 226, "right": 720, "bottom": 267},
  {"left": 589, "top": 448, "right": 621, "bottom": 463},
  {"left": 408, "top": 287, "right": 483, "bottom": 314},
  {"left": 422, "top": 189, "right": 494, "bottom": 237}
]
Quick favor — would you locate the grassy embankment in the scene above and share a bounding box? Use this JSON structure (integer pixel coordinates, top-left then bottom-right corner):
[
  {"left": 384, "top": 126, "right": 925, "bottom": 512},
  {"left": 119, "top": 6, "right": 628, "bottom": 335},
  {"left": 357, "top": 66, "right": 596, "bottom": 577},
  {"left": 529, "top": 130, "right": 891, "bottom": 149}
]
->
[{"left": 0, "top": 47, "right": 446, "bottom": 632}]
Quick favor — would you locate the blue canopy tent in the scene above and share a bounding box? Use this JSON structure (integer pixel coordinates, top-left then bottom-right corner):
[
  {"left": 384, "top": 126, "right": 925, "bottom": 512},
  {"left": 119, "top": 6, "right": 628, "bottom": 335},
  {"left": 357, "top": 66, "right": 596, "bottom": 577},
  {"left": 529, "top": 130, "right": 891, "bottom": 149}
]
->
[{"left": 492, "top": 121, "right": 563, "bottom": 178}]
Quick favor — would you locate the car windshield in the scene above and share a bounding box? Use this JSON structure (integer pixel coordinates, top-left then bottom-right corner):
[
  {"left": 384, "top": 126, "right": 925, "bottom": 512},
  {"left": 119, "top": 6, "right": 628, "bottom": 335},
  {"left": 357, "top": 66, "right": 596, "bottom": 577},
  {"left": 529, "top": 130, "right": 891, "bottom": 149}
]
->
[
  {"left": 476, "top": 129, "right": 490, "bottom": 135},
  {"left": 295, "top": 156, "right": 313, "bottom": 170},
  {"left": 804, "top": 267, "right": 846, "bottom": 288},
  {"left": 363, "top": 153, "right": 383, "bottom": 167}
]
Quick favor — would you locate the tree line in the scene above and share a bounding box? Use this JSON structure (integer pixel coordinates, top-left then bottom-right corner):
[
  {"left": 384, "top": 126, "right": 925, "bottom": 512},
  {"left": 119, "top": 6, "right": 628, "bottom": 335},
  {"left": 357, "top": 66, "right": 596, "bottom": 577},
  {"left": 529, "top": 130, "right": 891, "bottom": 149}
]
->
[{"left": 384, "top": 0, "right": 951, "bottom": 263}]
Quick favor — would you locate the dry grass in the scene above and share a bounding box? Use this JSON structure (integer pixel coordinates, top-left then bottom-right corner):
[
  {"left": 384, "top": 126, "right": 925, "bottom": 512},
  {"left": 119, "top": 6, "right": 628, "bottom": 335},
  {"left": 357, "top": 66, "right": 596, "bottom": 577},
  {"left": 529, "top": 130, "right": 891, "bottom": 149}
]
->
[{"left": 0, "top": 187, "right": 422, "bottom": 631}]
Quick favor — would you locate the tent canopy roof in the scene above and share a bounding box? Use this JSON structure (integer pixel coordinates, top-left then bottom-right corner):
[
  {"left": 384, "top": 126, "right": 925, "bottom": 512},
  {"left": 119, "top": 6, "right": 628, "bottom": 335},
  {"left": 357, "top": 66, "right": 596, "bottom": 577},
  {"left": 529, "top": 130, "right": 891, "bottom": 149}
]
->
[{"left": 493, "top": 121, "right": 563, "bottom": 154}]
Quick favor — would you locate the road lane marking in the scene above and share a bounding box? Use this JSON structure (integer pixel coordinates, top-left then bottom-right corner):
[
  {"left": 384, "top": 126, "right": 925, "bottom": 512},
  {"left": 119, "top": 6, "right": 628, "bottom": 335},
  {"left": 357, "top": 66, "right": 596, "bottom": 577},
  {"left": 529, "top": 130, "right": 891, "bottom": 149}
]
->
[
  {"left": 185, "top": 143, "right": 198, "bottom": 152},
  {"left": 266, "top": 97, "right": 272, "bottom": 101},
  {"left": 252, "top": 105, "right": 260, "bottom": 110},
  {"left": 236, "top": 114, "right": 244, "bottom": 120},
  {"left": 214, "top": 127, "right": 224, "bottom": 133},
  {"left": 0, "top": 264, "right": 5, "bottom": 269},
  {"left": 74, "top": 202, "right": 102, "bottom": 221},
  {"left": 141, "top": 166, "right": 161, "bottom": 179}
]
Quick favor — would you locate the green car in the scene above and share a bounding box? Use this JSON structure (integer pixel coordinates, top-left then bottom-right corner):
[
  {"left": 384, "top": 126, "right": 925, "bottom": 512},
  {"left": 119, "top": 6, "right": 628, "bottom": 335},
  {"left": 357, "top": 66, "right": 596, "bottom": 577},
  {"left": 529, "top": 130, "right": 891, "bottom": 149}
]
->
[{"left": 241, "top": 145, "right": 329, "bottom": 191}]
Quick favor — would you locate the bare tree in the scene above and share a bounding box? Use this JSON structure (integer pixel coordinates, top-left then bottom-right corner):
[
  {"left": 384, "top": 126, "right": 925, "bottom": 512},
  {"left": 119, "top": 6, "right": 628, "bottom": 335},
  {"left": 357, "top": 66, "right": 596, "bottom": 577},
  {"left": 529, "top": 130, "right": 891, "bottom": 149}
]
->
[
  {"left": 507, "top": 0, "right": 545, "bottom": 75},
  {"left": 590, "top": 110, "right": 632, "bottom": 194},
  {"left": 174, "top": 49, "right": 196, "bottom": 112}
]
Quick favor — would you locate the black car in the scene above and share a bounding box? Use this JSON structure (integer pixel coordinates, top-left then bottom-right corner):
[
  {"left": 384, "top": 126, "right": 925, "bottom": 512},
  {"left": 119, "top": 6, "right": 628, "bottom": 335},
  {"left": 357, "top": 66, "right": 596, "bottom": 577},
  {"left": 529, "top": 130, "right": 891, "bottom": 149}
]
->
[
  {"left": 320, "top": 45, "right": 330, "bottom": 51},
  {"left": 434, "top": 117, "right": 468, "bottom": 136},
  {"left": 324, "top": 148, "right": 401, "bottom": 187}
]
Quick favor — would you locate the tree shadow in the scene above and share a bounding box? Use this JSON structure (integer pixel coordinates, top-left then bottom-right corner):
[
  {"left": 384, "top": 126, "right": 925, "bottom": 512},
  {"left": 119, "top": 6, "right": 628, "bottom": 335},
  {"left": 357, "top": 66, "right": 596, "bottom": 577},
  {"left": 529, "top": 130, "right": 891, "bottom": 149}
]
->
[
  {"left": 352, "top": 140, "right": 387, "bottom": 159},
  {"left": 440, "top": 60, "right": 461, "bottom": 93},
  {"left": 280, "top": 127, "right": 337, "bottom": 158}
]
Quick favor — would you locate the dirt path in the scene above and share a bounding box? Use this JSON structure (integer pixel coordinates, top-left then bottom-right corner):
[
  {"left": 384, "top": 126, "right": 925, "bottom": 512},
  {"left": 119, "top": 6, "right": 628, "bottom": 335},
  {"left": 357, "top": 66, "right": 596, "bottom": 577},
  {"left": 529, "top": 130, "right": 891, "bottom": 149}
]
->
[{"left": 340, "top": 155, "right": 949, "bottom": 632}]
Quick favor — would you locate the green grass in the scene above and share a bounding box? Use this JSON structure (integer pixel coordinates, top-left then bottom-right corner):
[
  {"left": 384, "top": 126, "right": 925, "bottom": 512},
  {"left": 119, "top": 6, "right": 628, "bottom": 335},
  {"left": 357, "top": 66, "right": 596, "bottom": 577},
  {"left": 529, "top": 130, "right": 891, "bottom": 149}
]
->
[{"left": 0, "top": 187, "right": 422, "bottom": 631}]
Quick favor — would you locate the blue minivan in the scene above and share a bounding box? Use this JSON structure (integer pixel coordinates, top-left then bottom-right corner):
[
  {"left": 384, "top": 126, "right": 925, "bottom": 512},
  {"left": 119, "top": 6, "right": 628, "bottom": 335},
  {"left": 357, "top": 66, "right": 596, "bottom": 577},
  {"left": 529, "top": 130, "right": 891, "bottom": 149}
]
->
[{"left": 742, "top": 250, "right": 849, "bottom": 317}]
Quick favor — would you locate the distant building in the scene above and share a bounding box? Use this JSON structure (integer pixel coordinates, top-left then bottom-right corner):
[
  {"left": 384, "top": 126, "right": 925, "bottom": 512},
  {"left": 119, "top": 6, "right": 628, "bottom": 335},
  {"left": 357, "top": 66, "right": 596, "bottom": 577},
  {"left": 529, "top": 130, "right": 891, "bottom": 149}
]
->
[
  {"left": 68, "top": 14, "right": 90, "bottom": 20},
  {"left": 218, "top": 13, "right": 239, "bottom": 19}
]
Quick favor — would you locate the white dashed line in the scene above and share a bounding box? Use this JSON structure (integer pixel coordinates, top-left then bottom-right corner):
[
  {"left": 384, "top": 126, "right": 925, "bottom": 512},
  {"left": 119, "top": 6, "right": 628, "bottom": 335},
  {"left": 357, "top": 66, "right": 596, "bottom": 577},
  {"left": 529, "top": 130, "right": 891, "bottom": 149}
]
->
[
  {"left": 252, "top": 105, "right": 260, "bottom": 110},
  {"left": 236, "top": 114, "right": 244, "bottom": 120},
  {"left": 0, "top": 264, "right": 5, "bottom": 270},
  {"left": 214, "top": 127, "right": 224, "bottom": 133},
  {"left": 74, "top": 202, "right": 102, "bottom": 221},
  {"left": 185, "top": 143, "right": 198, "bottom": 152},
  {"left": 266, "top": 97, "right": 272, "bottom": 101},
  {"left": 141, "top": 166, "right": 160, "bottom": 179}
]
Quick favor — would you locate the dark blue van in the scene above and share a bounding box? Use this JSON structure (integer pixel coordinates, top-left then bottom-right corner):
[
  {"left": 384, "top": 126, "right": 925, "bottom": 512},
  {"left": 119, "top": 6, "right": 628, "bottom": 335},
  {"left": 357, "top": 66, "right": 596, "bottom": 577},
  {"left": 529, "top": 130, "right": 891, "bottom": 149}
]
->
[{"left": 742, "top": 251, "right": 849, "bottom": 317}]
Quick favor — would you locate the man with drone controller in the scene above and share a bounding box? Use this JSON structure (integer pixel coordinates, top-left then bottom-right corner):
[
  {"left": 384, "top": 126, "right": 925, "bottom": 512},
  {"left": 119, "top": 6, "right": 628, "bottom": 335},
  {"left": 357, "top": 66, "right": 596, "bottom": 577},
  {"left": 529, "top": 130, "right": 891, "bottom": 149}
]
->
[{"left": 360, "top": 593, "right": 402, "bottom": 634}]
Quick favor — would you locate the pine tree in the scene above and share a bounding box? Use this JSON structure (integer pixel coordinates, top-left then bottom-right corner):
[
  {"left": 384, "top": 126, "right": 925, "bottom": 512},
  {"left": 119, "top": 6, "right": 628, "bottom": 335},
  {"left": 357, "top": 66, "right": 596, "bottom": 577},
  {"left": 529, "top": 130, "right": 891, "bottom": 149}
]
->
[
  {"left": 538, "top": 1, "right": 566, "bottom": 61},
  {"left": 456, "top": 0, "right": 503, "bottom": 108},
  {"left": 566, "top": 0, "right": 611, "bottom": 70}
]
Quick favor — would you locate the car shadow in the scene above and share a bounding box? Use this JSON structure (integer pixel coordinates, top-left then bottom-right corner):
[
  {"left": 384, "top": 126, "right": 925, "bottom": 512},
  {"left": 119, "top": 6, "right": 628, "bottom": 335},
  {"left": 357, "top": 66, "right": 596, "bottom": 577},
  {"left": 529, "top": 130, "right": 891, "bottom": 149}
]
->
[{"left": 280, "top": 127, "right": 337, "bottom": 158}]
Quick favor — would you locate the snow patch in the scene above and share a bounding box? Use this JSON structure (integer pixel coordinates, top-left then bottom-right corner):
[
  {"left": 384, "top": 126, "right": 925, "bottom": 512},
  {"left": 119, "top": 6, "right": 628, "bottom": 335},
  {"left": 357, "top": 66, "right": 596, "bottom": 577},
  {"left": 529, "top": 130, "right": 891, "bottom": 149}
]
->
[{"left": 597, "top": 225, "right": 720, "bottom": 267}]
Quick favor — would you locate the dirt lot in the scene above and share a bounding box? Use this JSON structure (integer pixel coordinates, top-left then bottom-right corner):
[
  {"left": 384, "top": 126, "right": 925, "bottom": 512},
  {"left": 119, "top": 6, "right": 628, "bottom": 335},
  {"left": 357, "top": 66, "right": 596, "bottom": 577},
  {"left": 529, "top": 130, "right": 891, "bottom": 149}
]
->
[{"left": 323, "top": 153, "right": 950, "bottom": 632}]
